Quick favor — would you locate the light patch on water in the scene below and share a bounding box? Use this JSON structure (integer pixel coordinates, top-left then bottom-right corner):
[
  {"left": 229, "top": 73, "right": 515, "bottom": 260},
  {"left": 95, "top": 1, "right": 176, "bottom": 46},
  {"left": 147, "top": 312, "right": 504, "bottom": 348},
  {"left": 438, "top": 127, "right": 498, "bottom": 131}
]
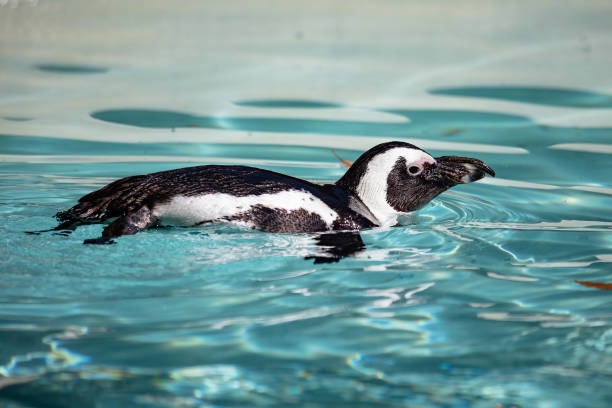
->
[
  {"left": 354, "top": 248, "right": 393, "bottom": 261},
  {"left": 477, "top": 311, "right": 583, "bottom": 325},
  {"left": 210, "top": 306, "right": 345, "bottom": 330},
  {"left": 491, "top": 242, "right": 535, "bottom": 264},
  {"left": 478, "top": 177, "right": 560, "bottom": 190},
  {"left": 405, "top": 282, "right": 435, "bottom": 299},
  {"left": 290, "top": 288, "right": 313, "bottom": 296},
  {"left": 166, "top": 364, "right": 268, "bottom": 402},
  {"left": 467, "top": 219, "right": 612, "bottom": 232},
  {"left": 364, "top": 283, "right": 434, "bottom": 309},
  {"left": 549, "top": 143, "right": 612, "bottom": 154},
  {"left": 569, "top": 185, "right": 612, "bottom": 195},
  {"left": 3, "top": 127, "right": 530, "bottom": 154},
  {"left": 364, "top": 287, "right": 403, "bottom": 308},
  {"left": 479, "top": 177, "right": 612, "bottom": 196},
  {"left": 486, "top": 272, "right": 538, "bottom": 282},
  {"left": 0, "top": 154, "right": 341, "bottom": 168},
  {"left": 469, "top": 303, "right": 496, "bottom": 308},
  {"left": 432, "top": 225, "right": 474, "bottom": 242},
  {"left": 391, "top": 38, "right": 594, "bottom": 91},
  {"left": 363, "top": 264, "right": 387, "bottom": 272},
  {"left": 219, "top": 104, "right": 411, "bottom": 123},
  {"left": 255, "top": 268, "right": 317, "bottom": 282},
  {"left": 345, "top": 353, "right": 385, "bottom": 380},
  {"left": 0, "top": 173, "right": 117, "bottom": 186},
  {"left": 513, "top": 254, "right": 612, "bottom": 268},
  {"left": 0, "top": 325, "right": 89, "bottom": 377},
  {"left": 170, "top": 365, "right": 239, "bottom": 379},
  {"left": 537, "top": 365, "right": 588, "bottom": 378}
]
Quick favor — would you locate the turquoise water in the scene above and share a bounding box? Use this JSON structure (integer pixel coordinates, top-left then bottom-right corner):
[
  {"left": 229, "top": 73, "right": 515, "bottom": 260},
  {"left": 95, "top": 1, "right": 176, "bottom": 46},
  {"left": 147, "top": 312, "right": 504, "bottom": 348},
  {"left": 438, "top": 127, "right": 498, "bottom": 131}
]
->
[
  {"left": 2, "top": 1, "right": 612, "bottom": 407},
  {"left": 2, "top": 99, "right": 611, "bottom": 407}
]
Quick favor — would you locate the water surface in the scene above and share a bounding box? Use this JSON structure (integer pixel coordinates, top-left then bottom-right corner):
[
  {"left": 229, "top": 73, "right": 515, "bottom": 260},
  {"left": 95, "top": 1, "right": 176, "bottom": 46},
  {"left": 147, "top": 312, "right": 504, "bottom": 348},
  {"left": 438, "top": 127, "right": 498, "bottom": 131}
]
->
[{"left": 1, "top": 1, "right": 612, "bottom": 407}]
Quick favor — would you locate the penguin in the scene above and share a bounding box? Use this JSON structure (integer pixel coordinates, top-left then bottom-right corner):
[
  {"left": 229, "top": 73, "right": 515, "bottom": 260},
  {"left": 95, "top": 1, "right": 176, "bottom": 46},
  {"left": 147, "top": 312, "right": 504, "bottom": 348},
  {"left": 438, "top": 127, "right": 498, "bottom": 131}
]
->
[{"left": 51, "top": 141, "right": 494, "bottom": 254}]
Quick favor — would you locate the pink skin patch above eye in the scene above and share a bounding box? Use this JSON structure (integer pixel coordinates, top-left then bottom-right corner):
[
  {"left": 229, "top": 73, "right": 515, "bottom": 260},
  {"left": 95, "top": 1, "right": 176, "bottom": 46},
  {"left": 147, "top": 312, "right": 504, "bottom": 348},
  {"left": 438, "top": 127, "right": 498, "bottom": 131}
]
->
[{"left": 409, "top": 156, "right": 436, "bottom": 173}]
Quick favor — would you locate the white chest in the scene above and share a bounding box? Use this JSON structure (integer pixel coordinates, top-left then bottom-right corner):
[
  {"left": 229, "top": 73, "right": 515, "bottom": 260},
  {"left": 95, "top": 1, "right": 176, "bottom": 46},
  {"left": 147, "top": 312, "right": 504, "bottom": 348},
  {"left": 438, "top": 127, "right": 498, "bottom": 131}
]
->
[{"left": 152, "top": 189, "right": 339, "bottom": 228}]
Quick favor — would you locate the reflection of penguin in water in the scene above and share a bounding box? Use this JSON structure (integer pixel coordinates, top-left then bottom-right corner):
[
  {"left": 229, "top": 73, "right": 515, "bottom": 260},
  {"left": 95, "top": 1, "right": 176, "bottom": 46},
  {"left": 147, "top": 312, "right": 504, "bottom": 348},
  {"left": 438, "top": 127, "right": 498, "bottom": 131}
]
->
[{"left": 51, "top": 141, "right": 494, "bottom": 262}]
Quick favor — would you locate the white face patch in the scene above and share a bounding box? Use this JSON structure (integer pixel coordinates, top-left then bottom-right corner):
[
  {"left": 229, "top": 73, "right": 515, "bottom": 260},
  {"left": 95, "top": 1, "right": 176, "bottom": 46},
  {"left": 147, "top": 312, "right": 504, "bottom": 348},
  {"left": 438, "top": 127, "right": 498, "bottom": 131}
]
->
[
  {"left": 356, "top": 147, "right": 435, "bottom": 227},
  {"left": 153, "top": 189, "right": 339, "bottom": 228}
]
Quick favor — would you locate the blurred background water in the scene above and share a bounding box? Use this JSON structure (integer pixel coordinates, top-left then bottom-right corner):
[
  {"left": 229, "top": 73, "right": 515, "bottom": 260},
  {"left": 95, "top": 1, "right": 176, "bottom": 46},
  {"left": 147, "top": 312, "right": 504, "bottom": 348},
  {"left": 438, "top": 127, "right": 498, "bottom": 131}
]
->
[{"left": 1, "top": 1, "right": 611, "bottom": 407}]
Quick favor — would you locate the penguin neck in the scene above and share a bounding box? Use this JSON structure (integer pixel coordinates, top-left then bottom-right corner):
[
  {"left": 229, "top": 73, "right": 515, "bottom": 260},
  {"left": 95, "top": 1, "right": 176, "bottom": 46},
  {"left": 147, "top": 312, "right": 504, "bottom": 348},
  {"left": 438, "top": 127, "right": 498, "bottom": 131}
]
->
[{"left": 333, "top": 182, "right": 397, "bottom": 227}]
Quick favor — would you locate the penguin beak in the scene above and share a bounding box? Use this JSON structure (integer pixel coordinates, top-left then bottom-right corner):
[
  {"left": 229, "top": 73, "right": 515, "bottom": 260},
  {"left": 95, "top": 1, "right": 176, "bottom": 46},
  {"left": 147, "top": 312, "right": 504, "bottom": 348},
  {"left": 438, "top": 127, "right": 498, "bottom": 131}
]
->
[{"left": 432, "top": 156, "right": 495, "bottom": 185}]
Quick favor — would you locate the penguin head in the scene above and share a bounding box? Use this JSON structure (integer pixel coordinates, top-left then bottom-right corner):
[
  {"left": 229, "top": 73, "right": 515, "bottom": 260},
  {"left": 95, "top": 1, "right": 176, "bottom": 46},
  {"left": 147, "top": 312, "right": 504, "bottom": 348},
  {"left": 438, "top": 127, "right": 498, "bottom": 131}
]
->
[{"left": 336, "top": 141, "right": 495, "bottom": 226}]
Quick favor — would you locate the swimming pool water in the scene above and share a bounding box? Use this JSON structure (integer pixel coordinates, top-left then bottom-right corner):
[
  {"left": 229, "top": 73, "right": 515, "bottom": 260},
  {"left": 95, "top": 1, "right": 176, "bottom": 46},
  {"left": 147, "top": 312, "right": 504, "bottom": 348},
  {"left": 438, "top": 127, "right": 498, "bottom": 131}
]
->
[{"left": 1, "top": 1, "right": 612, "bottom": 407}]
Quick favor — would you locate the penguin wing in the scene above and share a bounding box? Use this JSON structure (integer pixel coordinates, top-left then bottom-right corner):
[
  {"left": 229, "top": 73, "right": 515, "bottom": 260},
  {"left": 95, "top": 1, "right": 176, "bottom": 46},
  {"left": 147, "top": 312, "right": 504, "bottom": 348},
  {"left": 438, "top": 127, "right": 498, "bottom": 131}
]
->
[{"left": 55, "top": 165, "right": 334, "bottom": 223}]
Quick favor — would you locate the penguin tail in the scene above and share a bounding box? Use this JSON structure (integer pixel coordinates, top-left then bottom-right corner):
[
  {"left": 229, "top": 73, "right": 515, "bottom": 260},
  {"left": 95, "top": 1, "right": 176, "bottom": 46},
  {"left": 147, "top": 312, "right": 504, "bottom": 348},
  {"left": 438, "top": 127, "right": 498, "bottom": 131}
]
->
[
  {"left": 55, "top": 204, "right": 100, "bottom": 223},
  {"left": 55, "top": 174, "right": 150, "bottom": 223}
]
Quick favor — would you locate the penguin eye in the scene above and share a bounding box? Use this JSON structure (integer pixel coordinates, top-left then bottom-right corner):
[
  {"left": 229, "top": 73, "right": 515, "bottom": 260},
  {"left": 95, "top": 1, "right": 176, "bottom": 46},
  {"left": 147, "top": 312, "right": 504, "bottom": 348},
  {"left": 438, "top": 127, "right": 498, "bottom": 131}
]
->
[{"left": 408, "top": 165, "right": 423, "bottom": 176}]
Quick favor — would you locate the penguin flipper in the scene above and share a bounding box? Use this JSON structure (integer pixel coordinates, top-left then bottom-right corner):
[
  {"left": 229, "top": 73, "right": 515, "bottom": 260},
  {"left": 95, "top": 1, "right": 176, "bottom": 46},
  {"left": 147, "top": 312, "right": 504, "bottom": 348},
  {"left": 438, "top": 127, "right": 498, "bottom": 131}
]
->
[
  {"left": 84, "top": 206, "right": 157, "bottom": 244},
  {"left": 306, "top": 231, "right": 366, "bottom": 263}
]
